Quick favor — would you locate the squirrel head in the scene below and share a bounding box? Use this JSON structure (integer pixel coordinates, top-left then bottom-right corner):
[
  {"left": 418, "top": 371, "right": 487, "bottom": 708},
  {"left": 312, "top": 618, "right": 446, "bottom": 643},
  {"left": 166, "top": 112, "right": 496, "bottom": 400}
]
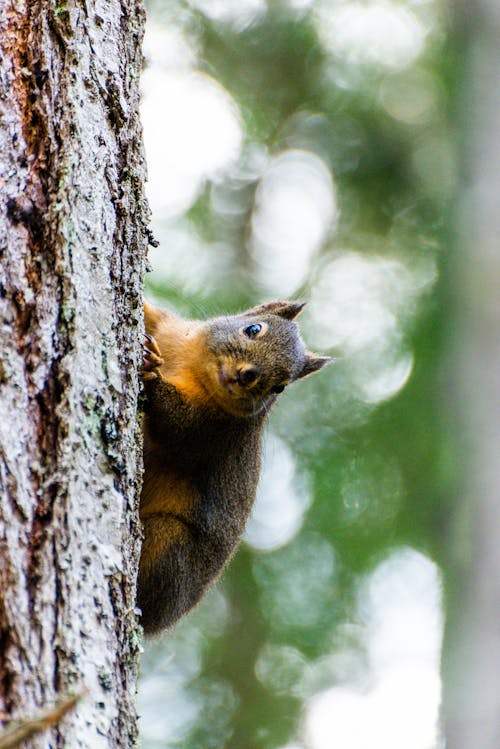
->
[{"left": 201, "top": 300, "right": 331, "bottom": 418}]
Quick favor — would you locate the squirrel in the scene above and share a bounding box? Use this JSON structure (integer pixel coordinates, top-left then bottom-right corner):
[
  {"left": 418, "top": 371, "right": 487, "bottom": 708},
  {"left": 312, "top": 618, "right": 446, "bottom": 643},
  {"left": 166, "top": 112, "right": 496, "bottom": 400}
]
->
[{"left": 137, "top": 299, "right": 331, "bottom": 635}]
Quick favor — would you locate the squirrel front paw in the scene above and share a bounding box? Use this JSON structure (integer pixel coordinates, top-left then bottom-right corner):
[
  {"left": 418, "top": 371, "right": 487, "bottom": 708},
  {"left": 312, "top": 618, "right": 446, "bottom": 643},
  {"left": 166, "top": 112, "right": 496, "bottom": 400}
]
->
[{"left": 142, "top": 334, "right": 165, "bottom": 381}]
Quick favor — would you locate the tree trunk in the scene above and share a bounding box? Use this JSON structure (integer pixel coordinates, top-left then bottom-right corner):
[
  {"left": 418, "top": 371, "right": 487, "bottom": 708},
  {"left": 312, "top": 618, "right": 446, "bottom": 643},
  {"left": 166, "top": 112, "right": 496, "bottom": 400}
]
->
[
  {"left": 0, "top": 2, "right": 147, "bottom": 747},
  {"left": 444, "top": 1, "right": 500, "bottom": 747}
]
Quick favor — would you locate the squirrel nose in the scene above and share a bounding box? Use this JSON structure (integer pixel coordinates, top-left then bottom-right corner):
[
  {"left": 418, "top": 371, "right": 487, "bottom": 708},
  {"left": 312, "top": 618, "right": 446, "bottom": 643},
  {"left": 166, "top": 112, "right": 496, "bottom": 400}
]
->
[{"left": 237, "top": 365, "right": 260, "bottom": 387}]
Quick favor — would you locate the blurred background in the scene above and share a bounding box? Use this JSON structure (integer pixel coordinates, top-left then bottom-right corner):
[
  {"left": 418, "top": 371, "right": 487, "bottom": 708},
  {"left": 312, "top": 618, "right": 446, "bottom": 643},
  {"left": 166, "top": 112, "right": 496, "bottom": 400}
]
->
[{"left": 137, "top": 1, "right": 498, "bottom": 748}]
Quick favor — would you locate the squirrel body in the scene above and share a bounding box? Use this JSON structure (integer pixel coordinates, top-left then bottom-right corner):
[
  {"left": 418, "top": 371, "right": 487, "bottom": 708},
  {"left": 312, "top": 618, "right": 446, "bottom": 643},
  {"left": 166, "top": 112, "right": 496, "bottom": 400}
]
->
[{"left": 138, "top": 300, "right": 330, "bottom": 634}]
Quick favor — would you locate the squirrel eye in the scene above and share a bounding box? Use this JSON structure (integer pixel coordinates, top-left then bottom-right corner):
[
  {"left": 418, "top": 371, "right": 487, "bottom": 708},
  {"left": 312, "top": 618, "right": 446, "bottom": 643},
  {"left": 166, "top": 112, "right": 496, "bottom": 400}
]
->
[
  {"left": 271, "top": 384, "right": 285, "bottom": 394},
  {"left": 242, "top": 323, "right": 262, "bottom": 339}
]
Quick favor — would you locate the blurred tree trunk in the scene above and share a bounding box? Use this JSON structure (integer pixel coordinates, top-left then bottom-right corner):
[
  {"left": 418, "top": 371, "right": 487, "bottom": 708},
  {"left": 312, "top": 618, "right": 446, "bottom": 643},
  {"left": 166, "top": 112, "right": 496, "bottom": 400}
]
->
[
  {"left": 444, "top": 1, "right": 500, "bottom": 747},
  {"left": 0, "top": 1, "right": 148, "bottom": 747}
]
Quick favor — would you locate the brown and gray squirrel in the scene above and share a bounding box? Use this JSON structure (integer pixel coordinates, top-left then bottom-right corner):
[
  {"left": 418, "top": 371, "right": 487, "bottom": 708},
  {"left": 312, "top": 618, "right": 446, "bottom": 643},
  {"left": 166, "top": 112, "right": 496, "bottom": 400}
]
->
[{"left": 138, "top": 299, "right": 331, "bottom": 635}]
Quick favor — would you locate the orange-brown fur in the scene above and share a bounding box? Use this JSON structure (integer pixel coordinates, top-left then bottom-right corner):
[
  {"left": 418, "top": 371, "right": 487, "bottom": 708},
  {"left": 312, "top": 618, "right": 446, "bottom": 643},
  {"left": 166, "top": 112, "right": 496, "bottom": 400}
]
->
[{"left": 144, "top": 301, "right": 208, "bottom": 403}]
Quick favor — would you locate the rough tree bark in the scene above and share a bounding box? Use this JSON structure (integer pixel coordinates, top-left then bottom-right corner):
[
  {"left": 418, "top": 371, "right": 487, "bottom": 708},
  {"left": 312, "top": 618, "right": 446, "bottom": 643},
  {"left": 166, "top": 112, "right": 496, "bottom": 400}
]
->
[{"left": 0, "top": 1, "right": 148, "bottom": 747}]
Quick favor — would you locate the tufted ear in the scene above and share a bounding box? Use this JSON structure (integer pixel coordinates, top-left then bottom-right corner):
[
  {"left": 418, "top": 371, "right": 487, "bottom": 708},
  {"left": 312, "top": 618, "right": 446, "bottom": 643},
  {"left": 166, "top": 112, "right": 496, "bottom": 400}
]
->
[
  {"left": 246, "top": 300, "right": 307, "bottom": 320},
  {"left": 297, "top": 353, "right": 332, "bottom": 379}
]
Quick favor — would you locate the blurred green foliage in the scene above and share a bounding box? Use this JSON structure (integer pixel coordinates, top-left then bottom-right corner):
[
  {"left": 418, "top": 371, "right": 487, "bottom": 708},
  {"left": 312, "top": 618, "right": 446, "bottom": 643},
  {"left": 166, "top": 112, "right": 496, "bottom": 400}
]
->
[{"left": 139, "top": 2, "right": 456, "bottom": 747}]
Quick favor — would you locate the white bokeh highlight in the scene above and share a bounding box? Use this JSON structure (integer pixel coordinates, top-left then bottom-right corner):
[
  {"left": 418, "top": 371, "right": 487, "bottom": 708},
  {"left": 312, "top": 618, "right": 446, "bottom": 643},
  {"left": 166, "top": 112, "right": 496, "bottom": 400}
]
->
[
  {"left": 307, "top": 251, "right": 436, "bottom": 403},
  {"left": 251, "top": 149, "right": 337, "bottom": 296},
  {"left": 379, "top": 69, "right": 441, "bottom": 126},
  {"left": 188, "top": 0, "right": 266, "bottom": 28},
  {"left": 316, "top": 1, "right": 427, "bottom": 71},
  {"left": 141, "top": 22, "right": 243, "bottom": 218},
  {"left": 245, "top": 433, "right": 312, "bottom": 551},
  {"left": 308, "top": 253, "right": 412, "bottom": 353},
  {"left": 303, "top": 548, "right": 443, "bottom": 749}
]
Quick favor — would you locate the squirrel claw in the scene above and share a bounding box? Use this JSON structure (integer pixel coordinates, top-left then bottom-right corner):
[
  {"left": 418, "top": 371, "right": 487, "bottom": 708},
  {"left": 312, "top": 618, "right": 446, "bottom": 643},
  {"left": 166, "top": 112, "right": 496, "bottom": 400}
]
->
[
  {"left": 142, "top": 335, "right": 164, "bottom": 379},
  {"left": 144, "top": 333, "right": 163, "bottom": 358}
]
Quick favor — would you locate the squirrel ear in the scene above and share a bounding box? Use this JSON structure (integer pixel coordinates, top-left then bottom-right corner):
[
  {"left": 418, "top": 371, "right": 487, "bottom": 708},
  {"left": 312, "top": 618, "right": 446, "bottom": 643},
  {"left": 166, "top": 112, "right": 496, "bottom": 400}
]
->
[
  {"left": 297, "top": 353, "right": 333, "bottom": 379},
  {"left": 246, "top": 300, "right": 307, "bottom": 320}
]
